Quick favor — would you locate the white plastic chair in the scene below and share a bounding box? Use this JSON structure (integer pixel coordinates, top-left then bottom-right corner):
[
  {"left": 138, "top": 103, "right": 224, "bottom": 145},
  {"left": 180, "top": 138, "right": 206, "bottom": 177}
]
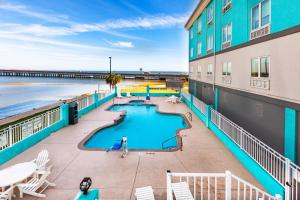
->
[
  {"left": 32, "top": 150, "right": 49, "bottom": 174},
  {"left": 17, "top": 165, "right": 55, "bottom": 198},
  {"left": 0, "top": 186, "right": 14, "bottom": 200},
  {"left": 171, "top": 182, "right": 194, "bottom": 200},
  {"left": 135, "top": 186, "right": 155, "bottom": 200}
]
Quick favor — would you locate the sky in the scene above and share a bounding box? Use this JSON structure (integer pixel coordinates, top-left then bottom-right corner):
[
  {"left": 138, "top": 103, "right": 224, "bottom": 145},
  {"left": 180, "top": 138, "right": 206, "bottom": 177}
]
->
[{"left": 0, "top": 0, "right": 198, "bottom": 72}]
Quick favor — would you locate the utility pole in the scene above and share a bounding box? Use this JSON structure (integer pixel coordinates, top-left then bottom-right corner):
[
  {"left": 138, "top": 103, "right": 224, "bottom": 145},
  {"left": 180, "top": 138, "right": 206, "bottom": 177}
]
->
[{"left": 109, "top": 56, "right": 112, "bottom": 91}]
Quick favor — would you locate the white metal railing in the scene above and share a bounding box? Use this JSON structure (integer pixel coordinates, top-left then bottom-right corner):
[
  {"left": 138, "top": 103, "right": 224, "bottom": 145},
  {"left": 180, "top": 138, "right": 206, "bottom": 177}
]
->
[
  {"left": 210, "top": 108, "right": 287, "bottom": 186},
  {"left": 193, "top": 96, "right": 207, "bottom": 116},
  {"left": 0, "top": 108, "right": 60, "bottom": 150},
  {"left": 77, "top": 95, "right": 95, "bottom": 111},
  {"left": 181, "top": 89, "right": 190, "bottom": 101},
  {"left": 167, "top": 171, "right": 280, "bottom": 200}
]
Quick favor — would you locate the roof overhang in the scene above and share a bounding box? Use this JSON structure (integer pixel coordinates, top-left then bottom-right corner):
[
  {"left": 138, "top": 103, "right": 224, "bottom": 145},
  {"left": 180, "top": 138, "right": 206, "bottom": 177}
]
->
[{"left": 184, "top": 0, "right": 212, "bottom": 30}]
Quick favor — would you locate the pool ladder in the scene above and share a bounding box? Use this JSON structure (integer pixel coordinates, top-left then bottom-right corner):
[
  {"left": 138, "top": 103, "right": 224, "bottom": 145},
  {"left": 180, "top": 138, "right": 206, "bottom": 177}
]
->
[
  {"left": 161, "top": 135, "right": 183, "bottom": 151},
  {"left": 185, "top": 112, "right": 192, "bottom": 122}
]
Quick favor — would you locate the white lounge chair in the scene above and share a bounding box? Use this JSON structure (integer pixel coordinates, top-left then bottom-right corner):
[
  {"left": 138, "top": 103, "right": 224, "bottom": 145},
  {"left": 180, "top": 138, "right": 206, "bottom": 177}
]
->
[
  {"left": 126, "top": 92, "right": 132, "bottom": 97},
  {"left": 135, "top": 186, "right": 155, "bottom": 200},
  {"left": 32, "top": 150, "right": 49, "bottom": 175},
  {"left": 171, "top": 182, "right": 194, "bottom": 200},
  {"left": 0, "top": 186, "right": 14, "bottom": 200},
  {"left": 17, "top": 165, "right": 55, "bottom": 198}
]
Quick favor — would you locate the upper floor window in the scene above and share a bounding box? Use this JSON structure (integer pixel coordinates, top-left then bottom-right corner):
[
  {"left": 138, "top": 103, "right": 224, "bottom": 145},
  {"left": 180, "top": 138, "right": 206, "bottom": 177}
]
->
[
  {"left": 207, "top": 6, "right": 214, "bottom": 25},
  {"left": 251, "top": 0, "right": 270, "bottom": 31},
  {"left": 207, "top": 35, "right": 213, "bottom": 51},
  {"left": 190, "top": 29, "right": 194, "bottom": 39},
  {"left": 207, "top": 64, "right": 213, "bottom": 76},
  {"left": 197, "top": 42, "right": 202, "bottom": 57},
  {"left": 190, "top": 48, "right": 194, "bottom": 58},
  {"left": 222, "top": 0, "right": 232, "bottom": 13},
  {"left": 198, "top": 19, "right": 202, "bottom": 34},
  {"left": 222, "top": 23, "right": 232, "bottom": 44},
  {"left": 222, "top": 62, "right": 232, "bottom": 76},
  {"left": 251, "top": 56, "right": 270, "bottom": 78}
]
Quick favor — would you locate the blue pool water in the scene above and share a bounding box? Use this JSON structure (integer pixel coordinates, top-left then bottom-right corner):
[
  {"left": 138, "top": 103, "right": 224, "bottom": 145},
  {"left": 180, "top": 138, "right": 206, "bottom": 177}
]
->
[{"left": 84, "top": 102, "right": 188, "bottom": 150}]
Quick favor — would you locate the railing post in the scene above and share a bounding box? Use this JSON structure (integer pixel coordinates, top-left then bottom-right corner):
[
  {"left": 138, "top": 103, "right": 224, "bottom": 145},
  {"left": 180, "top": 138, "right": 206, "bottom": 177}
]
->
[
  {"left": 205, "top": 105, "right": 211, "bottom": 128},
  {"left": 190, "top": 94, "right": 193, "bottom": 109},
  {"left": 166, "top": 170, "right": 173, "bottom": 200},
  {"left": 239, "top": 128, "right": 243, "bottom": 148},
  {"left": 94, "top": 91, "right": 99, "bottom": 107},
  {"left": 225, "top": 171, "right": 232, "bottom": 200},
  {"left": 9, "top": 125, "right": 13, "bottom": 147},
  {"left": 60, "top": 103, "right": 69, "bottom": 127},
  {"left": 284, "top": 158, "right": 291, "bottom": 200}
]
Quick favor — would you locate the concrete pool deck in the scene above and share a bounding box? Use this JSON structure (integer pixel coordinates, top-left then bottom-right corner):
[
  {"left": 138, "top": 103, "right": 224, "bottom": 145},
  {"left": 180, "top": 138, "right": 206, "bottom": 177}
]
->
[{"left": 0, "top": 97, "right": 262, "bottom": 200}]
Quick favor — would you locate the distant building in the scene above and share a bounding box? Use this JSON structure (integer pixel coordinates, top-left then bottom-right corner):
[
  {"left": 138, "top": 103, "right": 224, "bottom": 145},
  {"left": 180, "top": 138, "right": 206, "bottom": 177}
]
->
[
  {"left": 166, "top": 79, "right": 184, "bottom": 88},
  {"left": 185, "top": 0, "right": 300, "bottom": 163}
]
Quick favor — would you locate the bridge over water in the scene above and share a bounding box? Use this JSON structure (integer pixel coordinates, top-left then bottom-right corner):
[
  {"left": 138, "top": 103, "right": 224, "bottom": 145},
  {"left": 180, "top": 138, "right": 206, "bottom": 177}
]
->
[{"left": 0, "top": 69, "right": 188, "bottom": 80}]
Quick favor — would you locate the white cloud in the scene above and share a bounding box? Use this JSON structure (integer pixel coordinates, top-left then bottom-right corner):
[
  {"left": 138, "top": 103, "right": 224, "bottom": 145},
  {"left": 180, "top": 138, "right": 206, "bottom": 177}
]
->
[
  {"left": 0, "top": 2, "right": 71, "bottom": 24},
  {"left": 107, "top": 41, "right": 134, "bottom": 48}
]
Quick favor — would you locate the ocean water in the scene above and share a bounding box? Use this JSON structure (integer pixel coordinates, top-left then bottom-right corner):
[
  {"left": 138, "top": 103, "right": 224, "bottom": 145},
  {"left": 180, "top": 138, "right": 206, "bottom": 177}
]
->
[
  {"left": 0, "top": 77, "right": 162, "bottom": 119},
  {"left": 84, "top": 102, "right": 187, "bottom": 150}
]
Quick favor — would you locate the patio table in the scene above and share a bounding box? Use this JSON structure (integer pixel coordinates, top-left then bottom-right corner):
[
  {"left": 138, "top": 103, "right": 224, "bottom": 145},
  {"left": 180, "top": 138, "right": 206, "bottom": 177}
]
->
[{"left": 0, "top": 162, "right": 37, "bottom": 188}]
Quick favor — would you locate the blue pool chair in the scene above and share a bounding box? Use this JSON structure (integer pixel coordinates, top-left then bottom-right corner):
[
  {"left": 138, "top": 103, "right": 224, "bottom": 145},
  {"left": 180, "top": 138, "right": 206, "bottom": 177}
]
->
[{"left": 106, "top": 140, "right": 123, "bottom": 152}]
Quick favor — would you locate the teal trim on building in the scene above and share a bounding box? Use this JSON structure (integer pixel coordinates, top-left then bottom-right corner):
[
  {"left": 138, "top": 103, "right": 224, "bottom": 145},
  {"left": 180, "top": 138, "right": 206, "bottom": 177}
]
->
[
  {"left": 60, "top": 103, "right": 69, "bottom": 127},
  {"left": 75, "top": 189, "right": 99, "bottom": 200},
  {"left": 284, "top": 107, "right": 297, "bottom": 162},
  {"left": 193, "top": 81, "right": 197, "bottom": 96},
  {"left": 181, "top": 94, "right": 285, "bottom": 197},
  {"left": 188, "top": 0, "right": 300, "bottom": 61}
]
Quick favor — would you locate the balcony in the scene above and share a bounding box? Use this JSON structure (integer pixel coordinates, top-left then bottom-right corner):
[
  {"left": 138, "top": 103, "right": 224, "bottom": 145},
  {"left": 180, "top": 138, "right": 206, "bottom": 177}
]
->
[{"left": 250, "top": 78, "right": 270, "bottom": 90}]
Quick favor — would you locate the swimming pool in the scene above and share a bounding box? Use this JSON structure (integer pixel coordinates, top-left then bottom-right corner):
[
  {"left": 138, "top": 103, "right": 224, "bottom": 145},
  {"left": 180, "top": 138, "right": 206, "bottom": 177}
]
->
[{"left": 83, "top": 101, "right": 188, "bottom": 150}]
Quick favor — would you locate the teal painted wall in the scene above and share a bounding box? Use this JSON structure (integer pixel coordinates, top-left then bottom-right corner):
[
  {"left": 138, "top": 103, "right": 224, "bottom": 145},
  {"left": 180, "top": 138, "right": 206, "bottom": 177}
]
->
[
  {"left": 182, "top": 94, "right": 285, "bottom": 197},
  {"left": 284, "top": 107, "right": 297, "bottom": 162},
  {"left": 188, "top": 0, "right": 300, "bottom": 61}
]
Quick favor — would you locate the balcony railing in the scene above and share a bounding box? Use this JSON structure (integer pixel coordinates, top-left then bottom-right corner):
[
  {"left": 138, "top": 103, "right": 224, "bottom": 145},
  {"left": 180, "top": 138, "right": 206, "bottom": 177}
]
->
[{"left": 0, "top": 108, "right": 60, "bottom": 150}]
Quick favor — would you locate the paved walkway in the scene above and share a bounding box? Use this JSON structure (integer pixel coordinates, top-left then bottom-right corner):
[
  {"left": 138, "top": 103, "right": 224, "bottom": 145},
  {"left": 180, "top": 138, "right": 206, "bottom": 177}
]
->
[{"left": 1, "top": 97, "right": 261, "bottom": 200}]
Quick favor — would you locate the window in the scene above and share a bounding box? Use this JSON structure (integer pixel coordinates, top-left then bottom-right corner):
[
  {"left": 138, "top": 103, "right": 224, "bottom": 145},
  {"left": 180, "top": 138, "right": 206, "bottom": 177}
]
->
[
  {"left": 222, "top": 62, "right": 232, "bottom": 76},
  {"left": 190, "top": 29, "right": 194, "bottom": 39},
  {"left": 197, "top": 42, "right": 202, "bottom": 57},
  {"left": 251, "top": 0, "right": 270, "bottom": 31},
  {"left": 190, "top": 48, "right": 194, "bottom": 58},
  {"left": 189, "top": 65, "right": 193, "bottom": 73},
  {"left": 198, "top": 19, "right": 202, "bottom": 33},
  {"left": 222, "top": 23, "right": 232, "bottom": 43},
  {"left": 197, "top": 65, "right": 202, "bottom": 74},
  {"left": 251, "top": 56, "right": 270, "bottom": 78},
  {"left": 223, "top": 0, "right": 231, "bottom": 7},
  {"left": 207, "top": 6, "right": 213, "bottom": 25},
  {"left": 207, "top": 35, "right": 213, "bottom": 51},
  {"left": 207, "top": 64, "right": 213, "bottom": 76}
]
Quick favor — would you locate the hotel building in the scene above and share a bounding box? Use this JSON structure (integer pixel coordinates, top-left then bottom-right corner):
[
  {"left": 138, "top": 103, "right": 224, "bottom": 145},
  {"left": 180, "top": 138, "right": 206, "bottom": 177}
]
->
[{"left": 185, "top": 0, "right": 300, "bottom": 164}]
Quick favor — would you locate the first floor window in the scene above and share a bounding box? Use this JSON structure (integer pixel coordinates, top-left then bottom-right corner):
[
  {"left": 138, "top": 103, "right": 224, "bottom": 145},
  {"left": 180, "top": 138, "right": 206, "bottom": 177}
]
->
[
  {"left": 189, "top": 65, "right": 193, "bottom": 73},
  {"left": 222, "top": 62, "right": 232, "bottom": 76},
  {"left": 251, "top": 56, "right": 270, "bottom": 78},
  {"left": 251, "top": 0, "right": 270, "bottom": 31},
  {"left": 197, "top": 42, "right": 202, "bottom": 56},
  {"left": 207, "top": 64, "right": 213, "bottom": 76},
  {"left": 190, "top": 48, "right": 194, "bottom": 58},
  {"left": 222, "top": 23, "right": 232, "bottom": 43},
  {"left": 207, "top": 35, "right": 213, "bottom": 51},
  {"left": 197, "top": 65, "right": 202, "bottom": 74}
]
